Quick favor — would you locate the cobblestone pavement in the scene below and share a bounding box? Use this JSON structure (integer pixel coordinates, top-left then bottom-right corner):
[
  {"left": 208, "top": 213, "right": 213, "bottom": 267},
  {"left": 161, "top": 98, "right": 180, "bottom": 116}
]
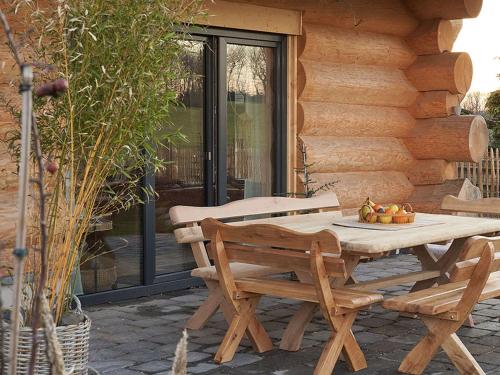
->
[{"left": 86, "top": 254, "right": 500, "bottom": 374}]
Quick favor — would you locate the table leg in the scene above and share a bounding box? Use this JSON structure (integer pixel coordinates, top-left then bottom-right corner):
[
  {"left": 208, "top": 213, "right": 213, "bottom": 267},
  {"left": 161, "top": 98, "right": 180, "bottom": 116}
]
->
[
  {"left": 279, "top": 254, "right": 360, "bottom": 352},
  {"left": 411, "top": 238, "right": 467, "bottom": 292}
]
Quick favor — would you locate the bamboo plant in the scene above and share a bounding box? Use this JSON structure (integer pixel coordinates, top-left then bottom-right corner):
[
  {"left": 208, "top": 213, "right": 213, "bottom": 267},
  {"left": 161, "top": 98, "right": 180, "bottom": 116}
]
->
[{"left": 3, "top": 0, "right": 205, "bottom": 324}]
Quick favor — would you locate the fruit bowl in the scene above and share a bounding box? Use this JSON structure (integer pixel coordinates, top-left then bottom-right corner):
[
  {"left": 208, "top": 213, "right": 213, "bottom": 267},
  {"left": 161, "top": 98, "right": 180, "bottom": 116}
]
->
[{"left": 358, "top": 200, "right": 415, "bottom": 225}]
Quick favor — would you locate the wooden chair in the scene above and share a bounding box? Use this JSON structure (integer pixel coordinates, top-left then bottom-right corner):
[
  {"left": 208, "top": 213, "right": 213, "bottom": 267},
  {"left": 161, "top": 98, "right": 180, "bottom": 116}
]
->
[
  {"left": 169, "top": 193, "right": 341, "bottom": 332},
  {"left": 383, "top": 236, "right": 500, "bottom": 375},
  {"left": 201, "top": 217, "right": 383, "bottom": 375}
]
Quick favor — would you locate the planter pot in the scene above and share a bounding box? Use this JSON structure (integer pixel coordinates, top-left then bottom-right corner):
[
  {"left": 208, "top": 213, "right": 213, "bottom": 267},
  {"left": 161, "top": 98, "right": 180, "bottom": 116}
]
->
[{"left": 2, "top": 306, "right": 91, "bottom": 374}]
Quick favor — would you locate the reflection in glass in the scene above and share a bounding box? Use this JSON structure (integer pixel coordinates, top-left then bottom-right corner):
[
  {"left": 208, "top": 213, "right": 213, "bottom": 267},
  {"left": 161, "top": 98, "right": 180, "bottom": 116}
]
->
[
  {"left": 80, "top": 203, "right": 143, "bottom": 294},
  {"left": 226, "top": 44, "right": 275, "bottom": 201},
  {"left": 155, "top": 40, "right": 205, "bottom": 275}
]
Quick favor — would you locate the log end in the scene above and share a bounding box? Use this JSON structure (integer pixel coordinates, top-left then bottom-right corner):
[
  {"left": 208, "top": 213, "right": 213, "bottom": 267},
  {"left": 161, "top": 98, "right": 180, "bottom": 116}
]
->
[
  {"left": 464, "top": 0, "right": 484, "bottom": 18},
  {"left": 455, "top": 52, "right": 473, "bottom": 94},
  {"left": 469, "top": 115, "right": 489, "bottom": 163}
]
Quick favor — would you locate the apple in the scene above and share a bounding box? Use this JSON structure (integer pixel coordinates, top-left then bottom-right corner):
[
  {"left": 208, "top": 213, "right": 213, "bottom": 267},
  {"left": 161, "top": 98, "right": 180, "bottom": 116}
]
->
[
  {"left": 378, "top": 215, "right": 393, "bottom": 224},
  {"left": 359, "top": 204, "right": 373, "bottom": 220},
  {"left": 385, "top": 208, "right": 394, "bottom": 215},
  {"left": 389, "top": 204, "right": 399, "bottom": 213},
  {"left": 366, "top": 212, "right": 377, "bottom": 223}
]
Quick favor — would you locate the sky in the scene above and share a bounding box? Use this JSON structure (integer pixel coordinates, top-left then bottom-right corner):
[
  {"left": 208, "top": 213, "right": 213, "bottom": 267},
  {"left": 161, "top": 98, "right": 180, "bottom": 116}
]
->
[{"left": 453, "top": 0, "right": 500, "bottom": 93}]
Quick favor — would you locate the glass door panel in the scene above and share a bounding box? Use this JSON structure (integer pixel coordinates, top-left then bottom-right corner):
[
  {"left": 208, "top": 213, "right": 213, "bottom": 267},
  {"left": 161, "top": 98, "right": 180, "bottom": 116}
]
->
[
  {"left": 226, "top": 44, "right": 275, "bottom": 202},
  {"left": 80, "top": 195, "right": 143, "bottom": 294},
  {"left": 155, "top": 40, "right": 205, "bottom": 275}
]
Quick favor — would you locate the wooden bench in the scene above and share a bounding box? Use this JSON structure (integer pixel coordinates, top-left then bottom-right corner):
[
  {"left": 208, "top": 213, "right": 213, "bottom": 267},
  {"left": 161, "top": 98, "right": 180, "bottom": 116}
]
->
[
  {"left": 169, "top": 193, "right": 341, "bottom": 332},
  {"left": 201, "top": 218, "right": 383, "bottom": 374},
  {"left": 427, "top": 194, "right": 500, "bottom": 262},
  {"left": 383, "top": 236, "right": 500, "bottom": 375}
]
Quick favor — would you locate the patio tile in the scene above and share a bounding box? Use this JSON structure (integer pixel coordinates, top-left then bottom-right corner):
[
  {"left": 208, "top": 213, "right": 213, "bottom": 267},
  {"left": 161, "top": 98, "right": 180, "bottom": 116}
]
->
[
  {"left": 89, "top": 360, "right": 136, "bottom": 372},
  {"left": 221, "top": 353, "right": 262, "bottom": 368},
  {"left": 130, "top": 360, "right": 173, "bottom": 372},
  {"left": 86, "top": 254, "right": 500, "bottom": 375}
]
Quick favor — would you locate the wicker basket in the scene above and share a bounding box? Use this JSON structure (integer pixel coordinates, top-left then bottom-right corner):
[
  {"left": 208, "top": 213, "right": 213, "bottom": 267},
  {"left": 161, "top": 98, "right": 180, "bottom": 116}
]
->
[{"left": 2, "top": 303, "right": 91, "bottom": 374}]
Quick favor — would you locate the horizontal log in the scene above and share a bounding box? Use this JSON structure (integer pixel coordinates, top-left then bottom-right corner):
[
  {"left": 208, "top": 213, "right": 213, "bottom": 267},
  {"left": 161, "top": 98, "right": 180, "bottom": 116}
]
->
[
  {"left": 406, "top": 19, "right": 460, "bottom": 56},
  {"left": 305, "top": 171, "right": 415, "bottom": 208},
  {"left": 405, "top": 52, "right": 473, "bottom": 94},
  {"left": 298, "top": 60, "right": 418, "bottom": 107},
  {"left": 409, "top": 91, "right": 460, "bottom": 118},
  {"left": 299, "top": 23, "right": 416, "bottom": 69},
  {"left": 302, "top": 0, "right": 419, "bottom": 37},
  {"left": 408, "top": 179, "right": 480, "bottom": 213},
  {"left": 407, "top": 160, "right": 457, "bottom": 185},
  {"left": 235, "top": 0, "right": 419, "bottom": 36},
  {"left": 301, "top": 136, "right": 414, "bottom": 173},
  {"left": 298, "top": 102, "right": 415, "bottom": 137},
  {"left": 405, "top": 0, "right": 483, "bottom": 20},
  {"left": 404, "top": 115, "right": 488, "bottom": 162}
]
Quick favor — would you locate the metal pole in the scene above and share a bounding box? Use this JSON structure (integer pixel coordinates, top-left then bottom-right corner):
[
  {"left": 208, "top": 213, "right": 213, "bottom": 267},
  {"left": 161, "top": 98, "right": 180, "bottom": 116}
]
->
[{"left": 9, "top": 63, "right": 33, "bottom": 375}]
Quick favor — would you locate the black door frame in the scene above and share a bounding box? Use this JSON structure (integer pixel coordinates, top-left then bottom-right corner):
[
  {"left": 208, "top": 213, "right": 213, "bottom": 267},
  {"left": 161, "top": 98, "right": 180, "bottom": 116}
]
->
[{"left": 80, "top": 27, "right": 287, "bottom": 306}]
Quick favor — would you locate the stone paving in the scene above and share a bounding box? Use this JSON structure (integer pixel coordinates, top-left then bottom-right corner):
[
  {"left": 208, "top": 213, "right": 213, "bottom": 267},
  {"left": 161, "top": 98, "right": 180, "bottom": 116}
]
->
[{"left": 86, "top": 254, "right": 500, "bottom": 374}]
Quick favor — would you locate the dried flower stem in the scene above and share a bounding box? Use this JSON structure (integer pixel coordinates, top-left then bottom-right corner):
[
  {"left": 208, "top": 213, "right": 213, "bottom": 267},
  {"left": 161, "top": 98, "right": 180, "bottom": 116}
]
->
[{"left": 28, "top": 115, "right": 50, "bottom": 375}]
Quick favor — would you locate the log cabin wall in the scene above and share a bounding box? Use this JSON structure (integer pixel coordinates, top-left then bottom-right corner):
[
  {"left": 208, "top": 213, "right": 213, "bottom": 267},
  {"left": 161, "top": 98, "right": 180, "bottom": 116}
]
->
[{"left": 233, "top": 0, "right": 487, "bottom": 210}]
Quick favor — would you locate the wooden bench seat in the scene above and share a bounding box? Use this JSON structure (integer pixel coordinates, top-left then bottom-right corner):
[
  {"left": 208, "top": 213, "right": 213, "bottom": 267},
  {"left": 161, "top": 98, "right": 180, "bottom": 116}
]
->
[
  {"left": 236, "top": 278, "right": 383, "bottom": 309},
  {"left": 383, "top": 237, "right": 499, "bottom": 375},
  {"left": 384, "top": 271, "right": 500, "bottom": 316},
  {"left": 191, "top": 263, "right": 287, "bottom": 281}
]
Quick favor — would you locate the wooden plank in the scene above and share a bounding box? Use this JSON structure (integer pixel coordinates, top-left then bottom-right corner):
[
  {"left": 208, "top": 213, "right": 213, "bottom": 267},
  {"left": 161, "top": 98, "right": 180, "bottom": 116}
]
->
[
  {"left": 441, "top": 195, "right": 500, "bottom": 215},
  {"left": 202, "top": 217, "right": 342, "bottom": 253},
  {"left": 223, "top": 243, "right": 346, "bottom": 277},
  {"left": 235, "top": 278, "right": 383, "bottom": 308},
  {"left": 169, "top": 192, "right": 340, "bottom": 225},
  {"left": 346, "top": 270, "right": 441, "bottom": 291},
  {"left": 196, "top": 0, "right": 302, "bottom": 35},
  {"left": 180, "top": 211, "right": 500, "bottom": 256}
]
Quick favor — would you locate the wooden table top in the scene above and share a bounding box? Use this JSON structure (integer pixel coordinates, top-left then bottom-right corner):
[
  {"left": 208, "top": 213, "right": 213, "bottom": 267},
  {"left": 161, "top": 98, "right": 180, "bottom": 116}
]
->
[{"left": 229, "top": 212, "right": 500, "bottom": 255}]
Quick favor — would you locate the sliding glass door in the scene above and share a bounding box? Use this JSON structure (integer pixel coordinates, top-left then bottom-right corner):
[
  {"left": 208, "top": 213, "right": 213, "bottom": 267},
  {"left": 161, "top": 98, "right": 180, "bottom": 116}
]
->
[
  {"left": 81, "top": 28, "right": 286, "bottom": 303},
  {"left": 155, "top": 30, "right": 286, "bottom": 278}
]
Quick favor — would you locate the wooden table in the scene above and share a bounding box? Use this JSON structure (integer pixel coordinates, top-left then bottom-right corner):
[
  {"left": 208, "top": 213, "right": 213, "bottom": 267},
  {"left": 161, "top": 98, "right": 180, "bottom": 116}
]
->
[{"left": 228, "top": 211, "right": 500, "bottom": 351}]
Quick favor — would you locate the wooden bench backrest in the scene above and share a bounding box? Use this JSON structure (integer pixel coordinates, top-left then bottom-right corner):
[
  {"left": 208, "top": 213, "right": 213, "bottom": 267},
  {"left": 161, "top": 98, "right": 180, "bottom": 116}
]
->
[
  {"left": 201, "top": 218, "right": 347, "bottom": 309},
  {"left": 441, "top": 195, "right": 500, "bottom": 216},
  {"left": 169, "top": 193, "right": 340, "bottom": 225},
  {"left": 453, "top": 242, "right": 495, "bottom": 318},
  {"left": 169, "top": 193, "right": 340, "bottom": 268},
  {"left": 450, "top": 235, "right": 500, "bottom": 282}
]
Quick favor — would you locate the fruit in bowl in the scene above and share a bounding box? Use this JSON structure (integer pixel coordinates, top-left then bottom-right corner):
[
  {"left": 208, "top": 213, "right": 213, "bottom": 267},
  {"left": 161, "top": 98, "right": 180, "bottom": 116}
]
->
[
  {"left": 378, "top": 214, "right": 393, "bottom": 224},
  {"left": 359, "top": 198, "right": 416, "bottom": 224},
  {"left": 359, "top": 204, "right": 373, "bottom": 220},
  {"left": 366, "top": 212, "right": 378, "bottom": 223}
]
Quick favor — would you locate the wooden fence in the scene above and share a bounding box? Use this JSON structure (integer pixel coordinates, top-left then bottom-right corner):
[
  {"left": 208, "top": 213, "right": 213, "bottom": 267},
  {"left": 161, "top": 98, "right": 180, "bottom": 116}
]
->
[
  {"left": 457, "top": 147, "right": 500, "bottom": 198},
  {"left": 160, "top": 141, "right": 252, "bottom": 186}
]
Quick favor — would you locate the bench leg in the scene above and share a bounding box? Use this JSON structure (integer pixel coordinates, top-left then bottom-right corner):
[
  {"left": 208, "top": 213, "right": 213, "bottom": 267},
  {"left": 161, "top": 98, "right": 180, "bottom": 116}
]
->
[
  {"left": 281, "top": 255, "right": 360, "bottom": 352},
  {"left": 400, "top": 317, "right": 485, "bottom": 375},
  {"left": 215, "top": 297, "right": 265, "bottom": 363},
  {"left": 442, "top": 333, "right": 485, "bottom": 375},
  {"left": 185, "top": 283, "right": 224, "bottom": 330},
  {"left": 399, "top": 329, "right": 444, "bottom": 374},
  {"left": 280, "top": 301, "right": 317, "bottom": 351},
  {"left": 313, "top": 312, "right": 361, "bottom": 375}
]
